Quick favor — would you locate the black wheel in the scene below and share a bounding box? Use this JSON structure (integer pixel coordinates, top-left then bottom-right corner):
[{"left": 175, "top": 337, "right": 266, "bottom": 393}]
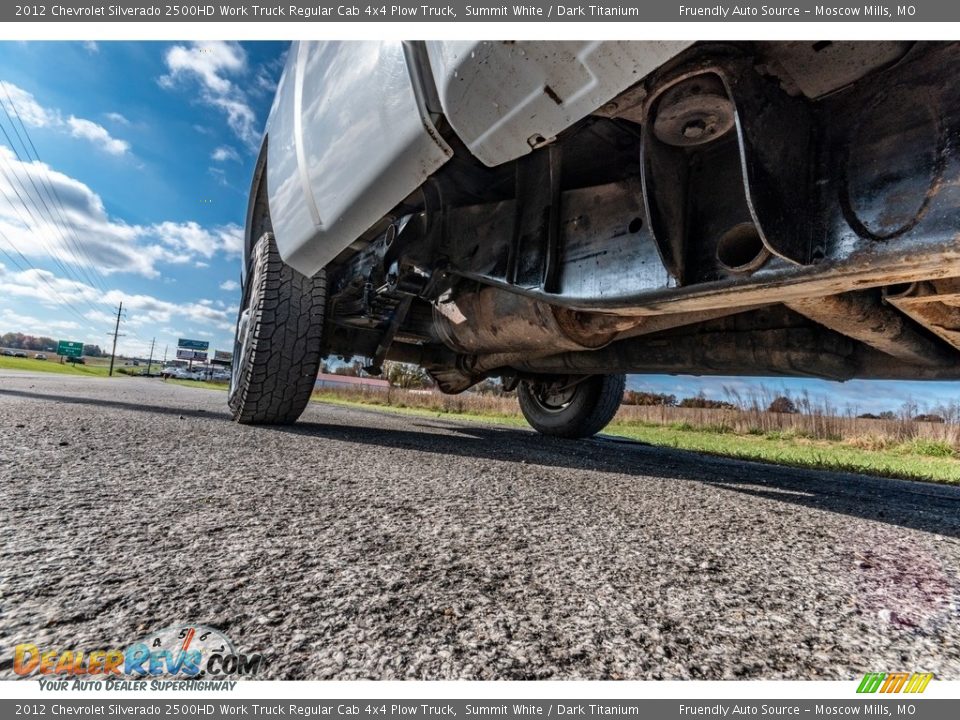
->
[
  {"left": 229, "top": 232, "right": 325, "bottom": 424},
  {"left": 517, "top": 374, "right": 626, "bottom": 438}
]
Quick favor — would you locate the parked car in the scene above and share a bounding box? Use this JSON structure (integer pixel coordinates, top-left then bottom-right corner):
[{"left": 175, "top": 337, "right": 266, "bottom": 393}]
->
[
  {"left": 34, "top": 353, "right": 47, "bottom": 360},
  {"left": 66, "top": 356, "right": 85, "bottom": 364},
  {"left": 229, "top": 40, "right": 960, "bottom": 437},
  {"left": 1, "top": 349, "right": 13, "bottom": 356},
  {"left": 13, "top": 351, "right": 27, "bottom": 358},
  {"left": 162, "top": 366, "right": 202, "bottom": 381}
]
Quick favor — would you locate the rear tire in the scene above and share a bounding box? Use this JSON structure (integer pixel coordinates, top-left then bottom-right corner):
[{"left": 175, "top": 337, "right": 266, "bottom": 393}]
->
[
  {"left": 517, "top": 373, "right": 626, "bottom": 438},
  {"left": 229, "top": 232, "right": 325, "bottom": 424}
]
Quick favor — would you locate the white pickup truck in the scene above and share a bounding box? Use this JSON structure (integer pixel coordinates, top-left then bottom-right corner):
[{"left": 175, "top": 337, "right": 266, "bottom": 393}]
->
[{"left": 230, "top": 40, "right": 960, "bottom": 437}]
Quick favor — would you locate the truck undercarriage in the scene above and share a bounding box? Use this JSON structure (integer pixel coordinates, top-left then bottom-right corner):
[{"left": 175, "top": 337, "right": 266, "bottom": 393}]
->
[{"left": 233, "top": 41, "right": 960, "bottom": 435}]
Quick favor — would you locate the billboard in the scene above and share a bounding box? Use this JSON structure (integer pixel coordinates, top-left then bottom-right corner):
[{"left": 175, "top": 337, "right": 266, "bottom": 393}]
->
[
  {"left": 212, "top": 350, "right": 233, "bottom": 364},
  {"left": 178, "top": 338, "right": 209, "bottom": 351},
  {"left": 56, "top": 340, "right": 83, "bottom": 358},
  {"left": 176, "top": 349, "right": 208, "bottom": 361}
]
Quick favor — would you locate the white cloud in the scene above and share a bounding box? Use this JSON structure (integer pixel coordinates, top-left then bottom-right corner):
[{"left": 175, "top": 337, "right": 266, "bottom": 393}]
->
[
  {"left": 83, "top": 309, "right": 115, "bottom": 325},
  {"left": 0, "top": 265, "right": 238, "bottom": 358},
  {"left": 0, "top": 307, "right": 80, "bottom": 335},
  {"left": 159, "top": 41, "right": 259, "bottom": 148},
  {"left": 211, "top": 145, "right": 240, "bottom": 162},
  {"left": 0, "top": 265, "right": 237, "bottom": 334},
  {"left": 160, "top": 41, "right": 246, "bottom": 95},
  {"left": 67, "top": 116, "right": 130, "bottom": 156},
  {"left": 208, "top": 96, "right": 257, "bottom": 147},
  {"left": 0, "top": 81, "right": 59, "bottom": 127},
  {"left": 217, "top": 225, "right": 243, "bottom": 256},
  {"left": 0, "top": 80, "right": 131, "bottom": 156},
  {"left": 152, "top": 220, "right": 243, "bottom": 260},
  {"left": 0, "top": 146, "right": 242, "bottom": 278},
  {"left": 82, "top": 41, "right": 99, "bottom": 54},
  {"left": 219, "top": 279, "right": 239, "bottom": 291},
  {"left": 104, "top": 111, "right": 130, "bottom": 125}
]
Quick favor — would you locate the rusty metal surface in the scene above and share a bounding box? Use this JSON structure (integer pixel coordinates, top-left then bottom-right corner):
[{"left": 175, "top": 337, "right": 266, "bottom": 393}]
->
[
  {"left": 758, "top": 41, "right": 912, "bottom": 99},
  {"left": 432, "top": 286, "right": 606, "bottom": 355},
  {"left": 323, "top": 42, "right": 960, "bottom": 391},
  {"left": 884, "top": 280, "right": 960, "bottom": 353},
  {"left": 511, "top": 328, "right": 858, "bottom": 381},
  {"left": 431, "top": 284, "right": 767, "bottom": 357},
  {"left": 786, "top": 291, "right": 956, "bottom": 367},
  {"left": 511, "top": 144, "right": 563, "bottom": 291},
  {"left": 445, "top": 43, "right": 960, "bottom": 313}
]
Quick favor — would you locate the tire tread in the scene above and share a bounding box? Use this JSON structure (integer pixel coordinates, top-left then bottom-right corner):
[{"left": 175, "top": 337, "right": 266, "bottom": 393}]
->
[
  {"left": 229, "top": 233, "right": 325, "bottom": 425},
  {"left": 518, "top": 374, "right": 625, "bottom": 439}
]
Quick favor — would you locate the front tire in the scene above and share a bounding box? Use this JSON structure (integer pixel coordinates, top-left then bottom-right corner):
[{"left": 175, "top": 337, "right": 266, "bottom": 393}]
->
[
  {"left": 229, "top": 232, "right": 325, "bottom": 424},
  {"left": 517, "top": 374, "right": 626, "bottom": 438}
]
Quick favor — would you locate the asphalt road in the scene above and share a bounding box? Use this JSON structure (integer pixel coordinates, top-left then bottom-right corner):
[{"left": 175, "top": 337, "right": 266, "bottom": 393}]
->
[{"left": 1, "top": 373, "right": 959, "bottom": 680}]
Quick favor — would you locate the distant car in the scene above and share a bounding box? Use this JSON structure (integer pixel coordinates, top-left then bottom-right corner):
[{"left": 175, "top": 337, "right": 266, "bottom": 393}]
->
[
  {"left": 66, "top": 356, "right": 85, "bottom": 364},
  {"left": 13, "top": 351, "right": 27, "bottom": 358},
  {"left": 162, "top": 366, "right": 201, "bottom": 380},
  {"left": 1, "top": 349, "right": 13, "bottom": 356},
  {"left": 34, "top": 353, "right": 47, "bottom": 360}
]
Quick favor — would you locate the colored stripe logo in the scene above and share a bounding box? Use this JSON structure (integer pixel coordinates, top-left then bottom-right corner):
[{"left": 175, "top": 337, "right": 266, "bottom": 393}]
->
[{"left": 857, "top": 672, "right": 933, "bottom": 693}]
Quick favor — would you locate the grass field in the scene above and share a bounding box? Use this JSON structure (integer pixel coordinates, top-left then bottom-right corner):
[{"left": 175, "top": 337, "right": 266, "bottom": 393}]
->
[
  {"left": 7, "top": 358, "right": 957, "bottom": 483},
  {"left": 309, "top": 389, "right": 960, "bottom": 484},
  {"left": 167, "top": 378, "right": 228, "bottom": 391},
  {"left": 0, "top": 354, "right": 116, "bottom": 377}
]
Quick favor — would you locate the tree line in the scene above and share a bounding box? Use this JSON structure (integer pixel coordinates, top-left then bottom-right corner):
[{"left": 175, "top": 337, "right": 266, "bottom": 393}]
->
[{"left": 1, "top": 332, "right": 103, "bottom": 357}]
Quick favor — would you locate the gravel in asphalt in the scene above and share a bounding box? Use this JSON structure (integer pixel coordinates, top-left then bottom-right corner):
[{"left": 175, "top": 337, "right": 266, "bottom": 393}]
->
[{"left": 1, "top": 373, "right": 958, "bottom": 680}]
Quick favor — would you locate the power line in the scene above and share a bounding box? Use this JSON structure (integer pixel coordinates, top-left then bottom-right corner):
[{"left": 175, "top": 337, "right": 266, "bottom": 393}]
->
[
  {"left": 0, "top": 92, "right": 162, "bottom": 357},
  {"left": 0, "top": 83, "right": 111, "bottom": 296},
  {"left": 0, "top": 123, "right": 104, "bottom": 298},
  {"left": 0, "top": 224, "right": 148, "bottom": 354},
  {"left": 0, "top": 225, "right": 99, "bottom": 327},
  {"left": 0, "top": 144, "right": 90, "bottom": 291},
  {"left": 0, "top": 141, "right": 110, "bottom": 315},
  {"left": 0, "top": 83, "right": 109, "bottom": 293},
  {"left": 0, "top": 148, "right": 116, "bottom": 325}
]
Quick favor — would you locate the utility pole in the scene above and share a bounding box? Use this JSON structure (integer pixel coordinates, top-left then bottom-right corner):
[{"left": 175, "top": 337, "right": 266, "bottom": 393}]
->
[
  {"left": 162, "top": 345, "right": 168, "bottom": 365},
  {"left": 146, "top": 337, "right": 155, "bottom": 377},
  {"left": 108, "top": 301, "right": 123, "bottom": 377}
]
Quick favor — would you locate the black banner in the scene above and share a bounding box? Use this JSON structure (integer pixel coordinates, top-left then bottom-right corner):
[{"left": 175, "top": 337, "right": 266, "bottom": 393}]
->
[
  {"left": 0, "top": 1, "right": 942, "bottom": 23},
  {"left": 2, "top": 699, "right": 959, "bottom": 719}
]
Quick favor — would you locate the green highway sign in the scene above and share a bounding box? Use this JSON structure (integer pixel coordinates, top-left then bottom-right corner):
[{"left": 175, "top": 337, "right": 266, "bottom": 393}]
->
[
  {"left": 178, "top": 338, "right": 209, "bottom": 351},
  {"left": 56, "top": 340, "right": 83, "bottom": 358}
]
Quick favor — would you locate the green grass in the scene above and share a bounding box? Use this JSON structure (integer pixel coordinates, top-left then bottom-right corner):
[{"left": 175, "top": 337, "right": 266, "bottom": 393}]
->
[
  {"left": 167, "top": 379, "right": 228, "bottom": 391},
  {"left": 0, "top": 355, "right": 115, "bottom": 377},
  {"left": 602, "top": 423, "right": 959, "bottom": 484},
  {"left": 136, "top": 381, "right": 960, "bottom": 484},
  {"left": 311, "top": 391, "right": 531, "bottom": 427},
  {"left": 308, "top": 393, "right": 960, "bottom": 484}
]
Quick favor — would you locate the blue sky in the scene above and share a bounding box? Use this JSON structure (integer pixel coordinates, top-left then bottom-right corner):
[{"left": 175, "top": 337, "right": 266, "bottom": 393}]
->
[
  {"left": 0, "top": 40, "right": 957, "bottom": 415},
  {"left": 0, "top": 40, "right": 286, "bottom": 361}
]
